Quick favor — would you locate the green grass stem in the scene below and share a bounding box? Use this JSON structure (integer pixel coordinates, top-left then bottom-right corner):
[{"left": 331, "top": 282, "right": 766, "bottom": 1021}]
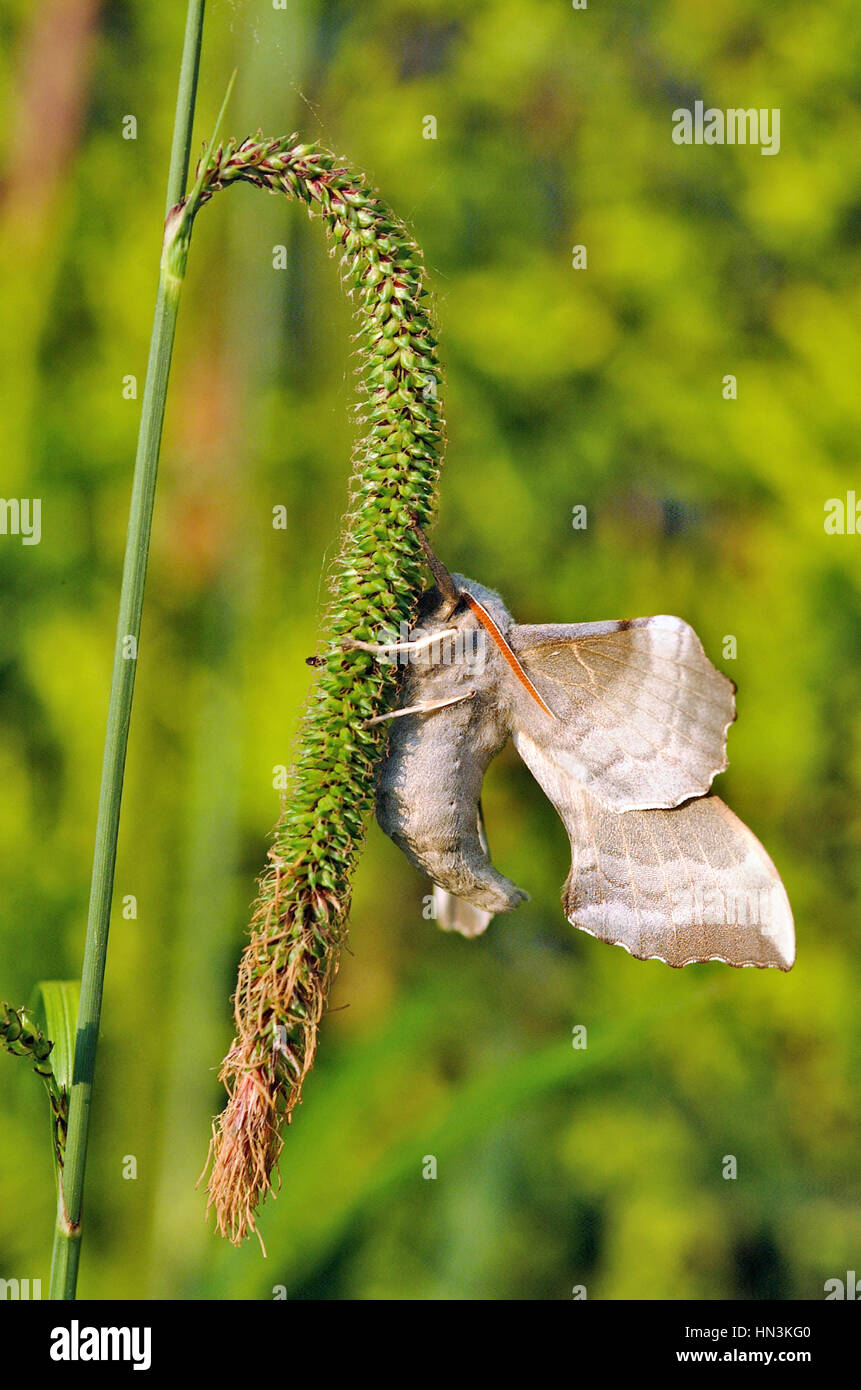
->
[{"left": 56, "top": 0, "right": 207, "bottom": 1300}]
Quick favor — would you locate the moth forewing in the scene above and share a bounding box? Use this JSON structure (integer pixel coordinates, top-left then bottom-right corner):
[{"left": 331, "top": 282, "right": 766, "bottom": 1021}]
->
[{"left": 507, "top": 616, "right": 737, "bottom": 812}]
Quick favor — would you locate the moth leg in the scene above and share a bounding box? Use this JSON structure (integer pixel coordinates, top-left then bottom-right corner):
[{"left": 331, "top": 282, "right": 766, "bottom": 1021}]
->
[
  {"left": 365, "top": 690, "right": 476, "bottom": 726},
  {"left": 342, "top": 629, "right": 460, "bottom": 658}
]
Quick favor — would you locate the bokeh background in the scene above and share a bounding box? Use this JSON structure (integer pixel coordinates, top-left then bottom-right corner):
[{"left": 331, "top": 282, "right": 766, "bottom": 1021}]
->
[{"left": 1, "top": 0, "right": 859, "bottom": 1300}]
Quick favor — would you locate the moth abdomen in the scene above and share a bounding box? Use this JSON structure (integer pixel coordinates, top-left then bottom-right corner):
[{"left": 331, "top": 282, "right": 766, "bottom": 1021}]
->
[{"left": 376, "top": 690, "right": 527, "bottom": 915}]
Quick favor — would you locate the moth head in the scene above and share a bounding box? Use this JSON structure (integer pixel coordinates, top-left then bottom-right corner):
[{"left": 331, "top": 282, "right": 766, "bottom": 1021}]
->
[
  {"left": 416, "top": 573, "right": 513, "bottom": 634},
  {"left": 449, "top": 575, "right": 513, "bottom": 634}
]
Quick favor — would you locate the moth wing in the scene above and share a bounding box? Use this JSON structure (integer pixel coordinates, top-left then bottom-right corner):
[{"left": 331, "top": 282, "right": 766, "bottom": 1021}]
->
[
  {"left": 509, "top": 618, "right": 736, "bottom": 812},
  {"left": 433, "top": 885, "right": 495, "bottom": 938},
  {"left": 561, "top": 785, "right": 794, "bottom": 970}
]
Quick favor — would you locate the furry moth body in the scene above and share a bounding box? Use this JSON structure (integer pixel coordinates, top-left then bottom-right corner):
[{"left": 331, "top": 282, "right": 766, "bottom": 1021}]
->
[
  {"left": 375, "top": 578, "right": 528, "bottom": 919},
  {"left": 369, "top": 553, "right": 794, "bottom": 972}
]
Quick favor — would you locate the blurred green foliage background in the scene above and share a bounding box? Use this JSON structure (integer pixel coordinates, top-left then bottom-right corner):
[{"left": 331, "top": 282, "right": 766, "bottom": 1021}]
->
[{"left": 1, "top": 0, "right": 859, "bottom": 1300}]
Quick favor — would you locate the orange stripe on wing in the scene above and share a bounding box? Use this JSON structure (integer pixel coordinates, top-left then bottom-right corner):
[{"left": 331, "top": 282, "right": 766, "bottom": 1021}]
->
[{"left": 462, "top": 592, "right": 556, "bottom": 719}]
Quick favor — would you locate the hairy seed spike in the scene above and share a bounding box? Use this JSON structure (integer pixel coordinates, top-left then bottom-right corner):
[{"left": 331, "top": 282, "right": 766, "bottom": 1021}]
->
[{"left": 196, "top": 136, "right": 444, "bottom": 1244}]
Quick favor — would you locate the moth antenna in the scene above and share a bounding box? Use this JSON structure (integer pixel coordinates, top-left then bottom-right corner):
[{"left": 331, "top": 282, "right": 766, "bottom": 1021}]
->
[{"left": 408, "top": 516, "right": 461, "bottom": 618}]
